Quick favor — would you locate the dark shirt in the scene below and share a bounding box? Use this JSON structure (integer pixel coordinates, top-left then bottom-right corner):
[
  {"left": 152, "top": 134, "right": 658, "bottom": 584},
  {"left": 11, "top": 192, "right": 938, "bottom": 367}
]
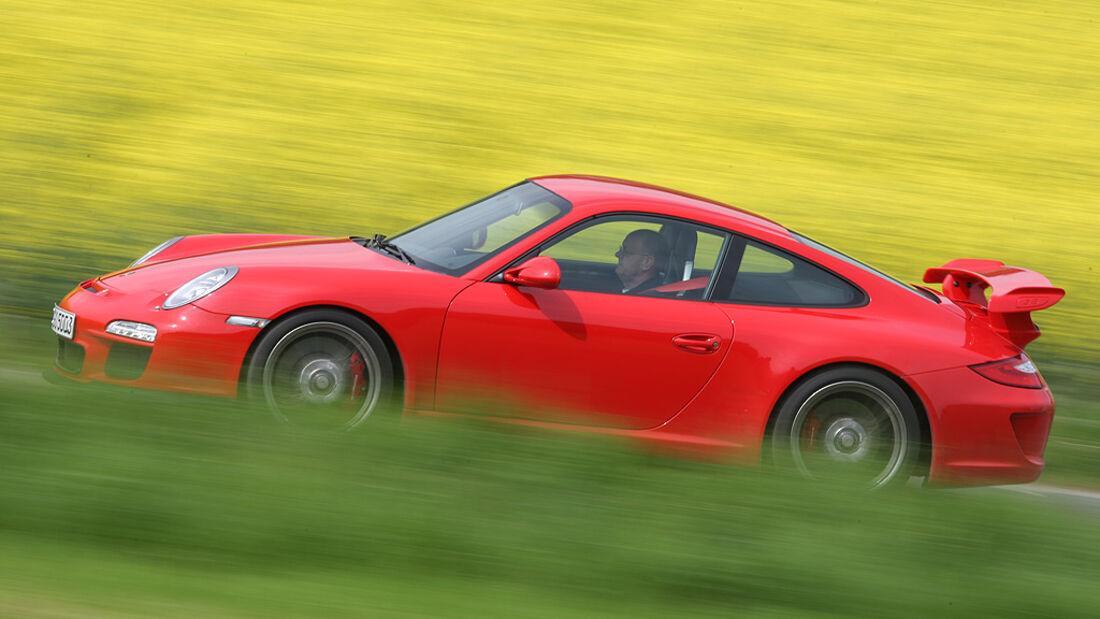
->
[{"left": 622, "top": 274, "right": 664, "bottom": 295}]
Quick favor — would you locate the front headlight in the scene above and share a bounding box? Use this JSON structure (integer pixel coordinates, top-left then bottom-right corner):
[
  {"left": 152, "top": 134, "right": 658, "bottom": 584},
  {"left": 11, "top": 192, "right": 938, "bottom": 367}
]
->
[
  {"left": 163, "top": 266, "right": 239, "bottom": 310},
  {"left": 131, "top": 236, "right": 184, "bottom": 267}
]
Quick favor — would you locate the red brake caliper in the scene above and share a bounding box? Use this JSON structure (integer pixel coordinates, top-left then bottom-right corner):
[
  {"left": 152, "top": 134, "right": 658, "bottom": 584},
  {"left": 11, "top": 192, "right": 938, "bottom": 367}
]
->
[
  {"left": 348, "top": 352, "right": 367, "bottom": 403},
  {"left": 801, "top": 413, "right": 822, "bottom": 452}
]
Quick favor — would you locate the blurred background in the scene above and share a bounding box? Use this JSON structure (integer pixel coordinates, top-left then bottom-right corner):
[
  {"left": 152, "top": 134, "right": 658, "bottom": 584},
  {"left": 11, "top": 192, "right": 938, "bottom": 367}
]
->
[{"left": 1, "top": 0, "right": 1098, "bottom": 616}]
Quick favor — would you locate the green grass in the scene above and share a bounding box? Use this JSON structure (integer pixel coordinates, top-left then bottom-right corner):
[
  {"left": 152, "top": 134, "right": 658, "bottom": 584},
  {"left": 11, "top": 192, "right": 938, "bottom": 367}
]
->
[
  {"left": 1, "top": 381, "right": 1098, "bottom": 617},
  {"left": 1032, "top": 357, "right": 1100, "bottom": 488}
]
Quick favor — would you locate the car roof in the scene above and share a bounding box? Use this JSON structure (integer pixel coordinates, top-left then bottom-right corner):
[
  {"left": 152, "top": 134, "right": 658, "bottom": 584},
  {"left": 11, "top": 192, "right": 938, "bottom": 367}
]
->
[{"left": 529, "top": 175, "right": 790, "bottom": 238}]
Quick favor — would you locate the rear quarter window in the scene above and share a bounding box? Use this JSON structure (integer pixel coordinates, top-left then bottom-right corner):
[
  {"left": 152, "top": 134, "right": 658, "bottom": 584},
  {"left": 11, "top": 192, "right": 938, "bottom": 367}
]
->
[{"left": 720, "top": 240, "right": 865, "bottom": 307}]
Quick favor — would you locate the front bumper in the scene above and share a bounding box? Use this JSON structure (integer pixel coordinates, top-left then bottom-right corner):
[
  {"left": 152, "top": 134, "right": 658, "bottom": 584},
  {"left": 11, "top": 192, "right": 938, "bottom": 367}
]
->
[
  {"left": 52, "top": 285, "right": 263, "bottom": 398},
  {"left": 909, "top": 364, "right": 1055, "bottom": 486}
]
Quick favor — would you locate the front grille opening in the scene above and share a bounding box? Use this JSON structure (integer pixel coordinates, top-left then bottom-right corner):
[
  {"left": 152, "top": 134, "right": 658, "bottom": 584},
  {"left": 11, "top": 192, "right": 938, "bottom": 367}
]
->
[
  {"left": 105, "top": 341, "right": 152, "bottom": 380},
  {"left": 56, "top": 338, "right": 86, "bottom": 374}
]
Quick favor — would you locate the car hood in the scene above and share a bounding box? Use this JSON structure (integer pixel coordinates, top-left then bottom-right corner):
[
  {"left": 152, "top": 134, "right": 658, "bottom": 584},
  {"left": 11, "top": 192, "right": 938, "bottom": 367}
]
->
[{"left": 99, "top": 237, "right": 414, "bottom": 295}]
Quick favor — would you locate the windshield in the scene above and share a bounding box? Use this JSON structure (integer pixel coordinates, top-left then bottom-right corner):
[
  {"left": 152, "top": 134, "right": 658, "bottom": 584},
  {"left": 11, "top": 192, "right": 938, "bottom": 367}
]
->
[
  {"left": 792, "top": 231, "right": 936, "bottom": 302},
  {"left": 388, "top": 181, "right": 571, "bottom": 276}
]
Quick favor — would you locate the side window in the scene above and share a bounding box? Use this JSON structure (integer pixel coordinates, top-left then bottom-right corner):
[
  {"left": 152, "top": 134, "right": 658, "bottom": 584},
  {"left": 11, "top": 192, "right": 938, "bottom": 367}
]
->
[
  {"left": 721, "top": 239, "right": 864, "bottom": 306},
  {"left": 543, "top": 220, "right": 660, "bottom": 265},
  {"left": 740, "top": 243, "right": 794, "bottom": 274},
  {"left": 534, "top": 216, "right": 728, "bottom": 298},
  {"left": 694, "top": 232, "right": 725, "bottom": 274}
]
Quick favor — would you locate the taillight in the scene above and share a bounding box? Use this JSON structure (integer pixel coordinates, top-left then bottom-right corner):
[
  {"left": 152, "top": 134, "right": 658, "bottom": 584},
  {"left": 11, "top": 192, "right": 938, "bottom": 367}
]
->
[{"left": 970, "top": 354, "right": 1045, "bottom": 389}]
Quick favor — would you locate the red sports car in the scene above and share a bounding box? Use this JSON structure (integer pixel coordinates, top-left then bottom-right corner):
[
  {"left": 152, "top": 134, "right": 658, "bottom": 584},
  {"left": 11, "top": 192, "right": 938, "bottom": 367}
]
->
[{"left": 50, "top": 176, "right": 1065, "bottom": 488}]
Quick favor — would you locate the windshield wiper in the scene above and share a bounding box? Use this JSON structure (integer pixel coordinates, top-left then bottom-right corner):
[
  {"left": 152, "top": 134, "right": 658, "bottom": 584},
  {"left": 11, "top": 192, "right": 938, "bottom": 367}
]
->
[{"left": 353, "top": 234, "right": 415, "bottom": 265}]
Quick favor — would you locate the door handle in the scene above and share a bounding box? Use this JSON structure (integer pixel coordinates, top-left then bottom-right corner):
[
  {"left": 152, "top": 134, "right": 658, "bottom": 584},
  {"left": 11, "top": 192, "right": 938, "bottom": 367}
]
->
[{"left": 671, "top": 333, "right": 722, "bottom": 354}]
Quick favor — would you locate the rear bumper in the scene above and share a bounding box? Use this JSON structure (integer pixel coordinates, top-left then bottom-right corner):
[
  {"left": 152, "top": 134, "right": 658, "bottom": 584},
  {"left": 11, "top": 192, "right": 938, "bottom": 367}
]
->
[{"left": 909, "top": 365, "right": 1054, "bottom": 486}]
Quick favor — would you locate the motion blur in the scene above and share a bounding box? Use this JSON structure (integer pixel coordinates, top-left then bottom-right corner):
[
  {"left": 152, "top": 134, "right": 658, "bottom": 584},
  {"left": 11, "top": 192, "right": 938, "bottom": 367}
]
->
[{"left": 1, "top": 0, "right": 1097, "bottom": 615}]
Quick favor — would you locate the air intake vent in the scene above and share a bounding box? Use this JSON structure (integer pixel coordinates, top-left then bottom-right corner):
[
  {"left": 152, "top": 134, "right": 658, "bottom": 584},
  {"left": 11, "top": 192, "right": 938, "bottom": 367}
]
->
[
  {"left": 105, "top": 341, "right": 152, "bottom": 380},
  {"left": 56, "top": 338, "right": 86, "bottom": 374}
]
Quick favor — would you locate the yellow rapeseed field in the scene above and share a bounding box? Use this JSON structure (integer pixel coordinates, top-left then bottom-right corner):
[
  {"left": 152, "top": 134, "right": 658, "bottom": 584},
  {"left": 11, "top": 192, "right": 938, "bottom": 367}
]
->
[{"left": 2, "top": 0, "right": 1097, "bottom": 361}]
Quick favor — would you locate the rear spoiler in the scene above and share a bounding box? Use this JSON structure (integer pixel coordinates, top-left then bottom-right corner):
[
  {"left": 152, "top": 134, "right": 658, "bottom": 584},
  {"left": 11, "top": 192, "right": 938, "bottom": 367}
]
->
[{"left": 923, "top": 259, "right": 1064, "bottom": 349}]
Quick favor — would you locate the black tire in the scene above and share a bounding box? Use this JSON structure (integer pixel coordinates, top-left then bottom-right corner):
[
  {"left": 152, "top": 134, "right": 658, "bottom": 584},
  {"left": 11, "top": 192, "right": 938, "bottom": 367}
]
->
[
  {"left": 245, "top": 309, "right": 395, "bottom": 430},
  {"left": 770, "top": 367, "right": 922, "bottom": 488}
]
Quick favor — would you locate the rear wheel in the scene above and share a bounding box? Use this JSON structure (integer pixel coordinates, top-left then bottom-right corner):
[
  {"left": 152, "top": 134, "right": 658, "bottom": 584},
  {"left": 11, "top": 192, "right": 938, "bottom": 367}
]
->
[
  {"left": 771, "top": 367, "right": 921, "bottom": 488},
  {"left": 246, "top": 310, "right": 394, "bottom": 430}
]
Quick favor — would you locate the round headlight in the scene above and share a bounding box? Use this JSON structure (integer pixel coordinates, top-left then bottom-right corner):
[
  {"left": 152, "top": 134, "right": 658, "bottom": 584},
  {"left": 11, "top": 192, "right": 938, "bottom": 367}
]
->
[
  {"left": 163, "top": 266, "right": 239, "bottom": 310},
  {"left": 132, "top": 236, "right": 184, "bottom": 267}
]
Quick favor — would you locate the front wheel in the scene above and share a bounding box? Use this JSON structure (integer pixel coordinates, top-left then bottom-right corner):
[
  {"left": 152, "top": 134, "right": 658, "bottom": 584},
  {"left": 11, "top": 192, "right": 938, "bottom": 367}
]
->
[
  {"left": 770, "top": 368, "right": 922, "bottom": 488},
  {"left": 245, "top": 310, "right": 395, "bottom": 430}
]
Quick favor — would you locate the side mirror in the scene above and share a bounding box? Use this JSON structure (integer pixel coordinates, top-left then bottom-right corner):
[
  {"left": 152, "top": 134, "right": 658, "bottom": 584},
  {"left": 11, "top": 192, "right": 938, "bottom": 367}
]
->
[{"left": 503, "top": 256, "right": 561, "bottom": 290}]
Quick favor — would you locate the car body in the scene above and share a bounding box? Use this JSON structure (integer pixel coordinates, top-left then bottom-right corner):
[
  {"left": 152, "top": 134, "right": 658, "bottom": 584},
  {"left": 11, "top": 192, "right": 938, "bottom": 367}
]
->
[{"left": 50, "top": 176, "right": 1065, "bottom": 487}]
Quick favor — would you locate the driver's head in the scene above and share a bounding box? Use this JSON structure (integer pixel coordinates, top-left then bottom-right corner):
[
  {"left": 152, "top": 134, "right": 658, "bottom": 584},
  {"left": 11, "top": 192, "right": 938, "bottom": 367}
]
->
[{"left": 615, "top": 229, "right": 668, "bottom": 289}]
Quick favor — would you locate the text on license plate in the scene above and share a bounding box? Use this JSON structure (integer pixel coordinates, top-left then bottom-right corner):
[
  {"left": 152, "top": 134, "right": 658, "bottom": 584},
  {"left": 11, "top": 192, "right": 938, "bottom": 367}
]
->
[{"left": 52, "top": 305, "right": 75, "bottom": 340}]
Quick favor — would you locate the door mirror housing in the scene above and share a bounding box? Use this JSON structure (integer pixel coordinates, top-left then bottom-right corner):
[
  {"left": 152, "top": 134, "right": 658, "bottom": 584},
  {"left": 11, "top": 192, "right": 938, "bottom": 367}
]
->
[{"left": 503, "top": 256, "right": 561, "bottom": 290}]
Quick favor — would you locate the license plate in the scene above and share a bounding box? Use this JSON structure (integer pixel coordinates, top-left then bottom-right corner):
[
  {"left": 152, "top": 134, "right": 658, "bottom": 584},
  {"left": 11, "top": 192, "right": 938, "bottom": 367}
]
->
[{"left": 52, "top": 305, "right": 75, "bottom": 340}]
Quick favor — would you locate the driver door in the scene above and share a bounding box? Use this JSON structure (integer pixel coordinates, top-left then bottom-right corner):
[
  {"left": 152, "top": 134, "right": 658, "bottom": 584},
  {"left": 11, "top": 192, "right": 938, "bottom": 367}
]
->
[{"left": 434, "top": 215, "right": 732, "bottom": 430}]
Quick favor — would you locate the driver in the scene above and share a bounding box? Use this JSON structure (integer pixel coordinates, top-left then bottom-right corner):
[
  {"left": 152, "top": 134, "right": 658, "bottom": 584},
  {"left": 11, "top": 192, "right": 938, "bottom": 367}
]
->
[{"left": 615, "top": 229, "right": 669, "bottom": 294}]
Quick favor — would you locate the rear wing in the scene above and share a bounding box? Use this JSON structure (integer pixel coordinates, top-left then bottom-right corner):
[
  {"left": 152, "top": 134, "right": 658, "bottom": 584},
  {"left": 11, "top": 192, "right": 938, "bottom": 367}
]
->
[{"left": 923, "top": 259, "right": 1065, "bottom": 349}]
